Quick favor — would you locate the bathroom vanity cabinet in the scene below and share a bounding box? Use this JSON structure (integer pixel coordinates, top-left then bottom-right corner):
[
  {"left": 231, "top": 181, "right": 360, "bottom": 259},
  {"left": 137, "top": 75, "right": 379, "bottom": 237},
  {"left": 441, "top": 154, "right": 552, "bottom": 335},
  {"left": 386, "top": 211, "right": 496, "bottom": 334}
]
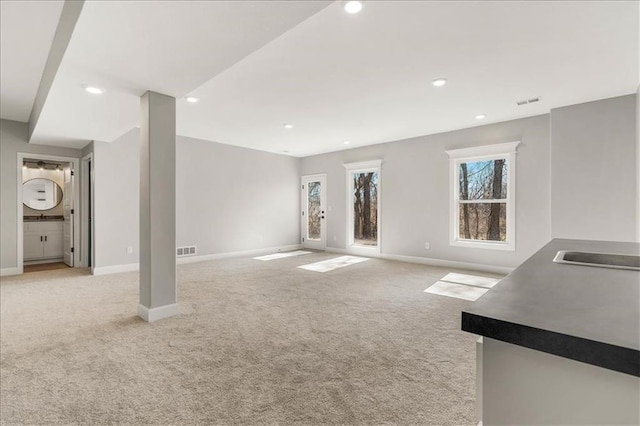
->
[{"left": 24, "top": 220, "right": 64, "bottom": 262}]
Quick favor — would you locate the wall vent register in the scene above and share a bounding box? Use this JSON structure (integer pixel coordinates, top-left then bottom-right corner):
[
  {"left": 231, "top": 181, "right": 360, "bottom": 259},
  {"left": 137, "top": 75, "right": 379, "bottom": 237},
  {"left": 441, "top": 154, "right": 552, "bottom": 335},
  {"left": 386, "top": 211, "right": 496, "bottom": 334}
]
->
[{"left": 176, "top": 246, "right": 197, "bottom": 257}]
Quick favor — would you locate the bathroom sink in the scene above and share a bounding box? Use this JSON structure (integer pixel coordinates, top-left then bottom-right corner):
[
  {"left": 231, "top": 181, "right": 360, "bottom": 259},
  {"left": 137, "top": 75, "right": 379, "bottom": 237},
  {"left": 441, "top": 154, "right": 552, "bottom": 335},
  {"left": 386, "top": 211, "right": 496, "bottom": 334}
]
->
[{"left": 553, "top": 250, "right": 640, "bottom": 271}]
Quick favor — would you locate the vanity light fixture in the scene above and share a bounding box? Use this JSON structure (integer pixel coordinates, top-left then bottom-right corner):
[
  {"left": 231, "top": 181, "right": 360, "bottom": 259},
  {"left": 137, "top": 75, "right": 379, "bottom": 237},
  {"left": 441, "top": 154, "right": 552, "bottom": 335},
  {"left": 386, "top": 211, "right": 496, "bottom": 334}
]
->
[
  {"left": 475, "top": 114, "right": 487, "bottom": 120},
  {"left": 344, "top": 1, "right": 363, "bottom": 14},
  {"left": 22, "top": 162, "right": 27, "bottom": 170},
  {"left": 84, "top": 86, "right": 104, "bottom": 95},
  {"left": 37, "top": 161, "right": 45, "bottom": 170},
  {"left": 343, "top": 141, "right": 351, "bottom": 145},
  {"left": 186, "top": 96, "right": 199, "bottom": 103},
  {"left": 283, "top": 123, "right": 294, "bottom": 129},
  {"left": 432, "top": 78, "right": 447, "bottom": 87}
]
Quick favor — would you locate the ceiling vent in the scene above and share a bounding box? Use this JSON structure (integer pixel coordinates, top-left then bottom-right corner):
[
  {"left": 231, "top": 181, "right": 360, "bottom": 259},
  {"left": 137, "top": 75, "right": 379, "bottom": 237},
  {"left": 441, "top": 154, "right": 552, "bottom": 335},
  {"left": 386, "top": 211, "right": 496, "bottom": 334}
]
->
[{"left": 516, "top": 96, "right": 541, "bottom": 106}]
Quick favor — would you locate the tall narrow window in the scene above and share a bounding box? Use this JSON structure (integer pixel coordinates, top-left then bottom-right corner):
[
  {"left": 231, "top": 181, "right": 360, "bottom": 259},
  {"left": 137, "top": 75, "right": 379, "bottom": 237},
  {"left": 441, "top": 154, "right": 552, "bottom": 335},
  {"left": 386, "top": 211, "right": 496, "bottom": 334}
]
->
[
  {"left": 446, "top": 142, "right": 519, "bottom": 250},
  {"left": 344, "top": 160, "right": 382, "bottom": 253},
  {"left": 352, "top": 171, "right": 378, "bottom": 246}
]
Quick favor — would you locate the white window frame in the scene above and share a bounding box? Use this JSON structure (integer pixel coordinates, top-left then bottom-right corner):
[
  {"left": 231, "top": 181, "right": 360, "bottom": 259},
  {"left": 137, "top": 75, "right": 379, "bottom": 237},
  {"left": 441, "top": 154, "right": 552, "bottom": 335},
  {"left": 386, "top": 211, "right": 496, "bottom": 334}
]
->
[
  {"left": 446, "top": 141, "right": 520, "bottom": 251},
  {"left": 344, "top": 160, "right": 382, "bottom": 255}
]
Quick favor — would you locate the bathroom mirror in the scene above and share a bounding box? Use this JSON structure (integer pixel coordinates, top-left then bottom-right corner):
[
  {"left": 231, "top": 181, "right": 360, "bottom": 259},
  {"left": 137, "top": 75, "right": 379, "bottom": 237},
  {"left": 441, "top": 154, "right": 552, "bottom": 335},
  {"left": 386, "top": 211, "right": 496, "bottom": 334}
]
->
[{"left": 23, "top": 178, "right": 63, "bottom": 211}]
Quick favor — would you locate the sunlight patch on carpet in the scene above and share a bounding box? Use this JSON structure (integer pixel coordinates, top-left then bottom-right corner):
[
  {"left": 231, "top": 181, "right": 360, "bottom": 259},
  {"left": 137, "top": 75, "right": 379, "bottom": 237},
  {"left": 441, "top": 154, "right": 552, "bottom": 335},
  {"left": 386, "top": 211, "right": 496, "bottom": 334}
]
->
[
  {"left": 440, "top": 272, "right": 499, "bottom": 288},
  {"left": 424, "top": 281, "right": 489, "bottom": 301},
  {"left": 297, "top": 255, "right": 369, "bottom": 272},
  {"left": 253, "top": 250, "right": 312, "bottom": 261}
]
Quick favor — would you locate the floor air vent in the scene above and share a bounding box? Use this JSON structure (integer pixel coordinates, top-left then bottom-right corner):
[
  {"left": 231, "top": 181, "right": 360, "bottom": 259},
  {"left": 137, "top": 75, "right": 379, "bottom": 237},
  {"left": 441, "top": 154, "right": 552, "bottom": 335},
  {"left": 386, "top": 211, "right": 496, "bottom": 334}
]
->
[{"left": 177, "top": 246, "right": 197, "bottom": 257}]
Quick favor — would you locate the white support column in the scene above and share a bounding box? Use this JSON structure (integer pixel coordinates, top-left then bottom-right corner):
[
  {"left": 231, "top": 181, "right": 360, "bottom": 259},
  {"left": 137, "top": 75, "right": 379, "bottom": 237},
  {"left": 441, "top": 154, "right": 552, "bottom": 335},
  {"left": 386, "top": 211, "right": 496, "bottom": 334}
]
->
[{"left": 138, "top": 91, "right": 178, "bottom": 322}]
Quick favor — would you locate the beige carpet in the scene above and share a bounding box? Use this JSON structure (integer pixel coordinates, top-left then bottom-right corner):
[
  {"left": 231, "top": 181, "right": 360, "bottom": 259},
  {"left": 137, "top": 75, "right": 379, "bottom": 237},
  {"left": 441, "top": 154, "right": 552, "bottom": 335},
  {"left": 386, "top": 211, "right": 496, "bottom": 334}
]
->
[{"left": 1, "top": 252, "right": 499, "bottom": 425}]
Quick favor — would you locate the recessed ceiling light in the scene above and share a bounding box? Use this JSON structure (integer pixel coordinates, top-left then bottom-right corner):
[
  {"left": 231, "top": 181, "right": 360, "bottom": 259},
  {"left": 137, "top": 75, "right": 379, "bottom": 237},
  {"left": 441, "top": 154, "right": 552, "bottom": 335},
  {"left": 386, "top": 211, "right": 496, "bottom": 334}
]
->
[
  {"left": 432, "top": 78, "right": 447, "bottom": 87},
  {"left": 343, "top": 141, "right": 351, "bottom": 145},
  {"left": 186, "top": 96, "right": 199, "bottom": 103},
  {"left": 283, "top": 123, "right": 294, "bottom": 129},
  {"left": 84, "top": 86, "right": 104, "bottom": 95},
  {"left": 344, "top": 1, "right": 363, "bottom": 14},
  {"left": 475, "top": 114, "right": 487, "bottom": 120}
]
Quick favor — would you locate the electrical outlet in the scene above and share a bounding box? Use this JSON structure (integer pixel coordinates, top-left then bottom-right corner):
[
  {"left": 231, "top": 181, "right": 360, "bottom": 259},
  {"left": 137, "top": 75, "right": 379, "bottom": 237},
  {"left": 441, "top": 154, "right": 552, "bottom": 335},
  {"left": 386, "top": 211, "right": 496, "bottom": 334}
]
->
[
  {"left": 424, "top": 242, "right": 430, "bottom": 249},
  {"left": 127, "top": 246, "right": 133, "bottom": 254}
]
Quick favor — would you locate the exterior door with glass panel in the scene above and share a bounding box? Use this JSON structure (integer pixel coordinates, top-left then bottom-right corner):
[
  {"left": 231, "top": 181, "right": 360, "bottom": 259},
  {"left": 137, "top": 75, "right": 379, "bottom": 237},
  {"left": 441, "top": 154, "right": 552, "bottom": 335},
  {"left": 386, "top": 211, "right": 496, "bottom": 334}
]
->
[{"left": 301, "top": 174, "right": 326, "bottom": 250}]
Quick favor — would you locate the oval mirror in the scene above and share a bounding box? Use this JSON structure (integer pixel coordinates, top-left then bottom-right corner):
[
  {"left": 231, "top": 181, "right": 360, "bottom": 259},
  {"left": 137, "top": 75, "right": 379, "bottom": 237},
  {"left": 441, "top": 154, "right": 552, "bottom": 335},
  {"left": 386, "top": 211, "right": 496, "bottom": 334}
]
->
[{"left": 23, "top": 178, "right": 63, "bottom": 211}]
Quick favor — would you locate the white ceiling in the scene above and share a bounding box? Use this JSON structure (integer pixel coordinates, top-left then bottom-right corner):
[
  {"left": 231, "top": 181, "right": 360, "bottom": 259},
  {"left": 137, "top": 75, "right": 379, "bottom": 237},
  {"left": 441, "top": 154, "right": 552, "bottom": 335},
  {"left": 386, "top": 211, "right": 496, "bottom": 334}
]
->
[
  {"left": 2, "top": 1, "right": 638, "bottom": 156},
  {"left": 0, "top": 0, "right": 64, "bottom": 122}
]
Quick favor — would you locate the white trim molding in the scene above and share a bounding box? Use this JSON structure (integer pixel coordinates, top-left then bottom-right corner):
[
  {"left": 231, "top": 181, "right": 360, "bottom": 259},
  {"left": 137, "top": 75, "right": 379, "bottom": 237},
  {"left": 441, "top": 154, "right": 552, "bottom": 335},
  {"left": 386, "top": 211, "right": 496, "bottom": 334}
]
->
[
  {"left": 0, "top": 267, "right": 20, "bottom": 277},
  {"left": 343, "top": 159, "right": 383, "bottom": 171},
  {"left": 324, "top": 247, "right": 514, "bottom": 275},
  {"left": 92, "top": 263, "right": 140, "bottom": 276},
  {"left": 17, "top": 152, "right": 81, "bottom": 275},
  {"left": 446, "top": 142, "right": 520, "bottom": 251},
  {"left": 445, "top": 141, "right": 520, "bottom": 160},
  {"left": 137, "top": 303, "right": 180, "bottom": 322},
  {"left": 91, "top": 244, "right": 304, "bottom": 275}
]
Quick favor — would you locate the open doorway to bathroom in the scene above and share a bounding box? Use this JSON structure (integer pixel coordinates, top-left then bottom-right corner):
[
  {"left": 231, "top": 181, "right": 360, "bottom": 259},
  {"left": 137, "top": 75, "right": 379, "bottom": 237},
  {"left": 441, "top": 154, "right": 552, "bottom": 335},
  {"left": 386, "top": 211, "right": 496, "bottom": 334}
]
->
[{"left": 17, "top": 153, "right": 80, "bottom": 275}]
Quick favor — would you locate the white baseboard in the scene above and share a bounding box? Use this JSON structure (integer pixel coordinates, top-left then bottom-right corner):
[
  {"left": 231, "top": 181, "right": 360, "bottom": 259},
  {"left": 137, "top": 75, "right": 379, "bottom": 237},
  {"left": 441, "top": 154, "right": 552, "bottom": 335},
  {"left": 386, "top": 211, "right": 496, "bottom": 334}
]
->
[
  {"left": 324, "top": 247, "right": 514, "bottom": 275},
  {"left": 137, "top": 303, "right": 179, "bottom": 322},
  {"left": 0, "top": 267, "right": 20, "bottom": 277},
  {"left": 23, "top": 258, "right": 64, "bottom": 266},
  {"left": 84, "top": 244, "right": 512, "bottom": 276},
  {"left": 92, "top": 263, "right": 140, "bottom": 275},
  {"left": 91, "top": 244, "right": 304, "bottom": 275},
  {"left": 176, "top": 244, "right": 303, "bottom": 265}
]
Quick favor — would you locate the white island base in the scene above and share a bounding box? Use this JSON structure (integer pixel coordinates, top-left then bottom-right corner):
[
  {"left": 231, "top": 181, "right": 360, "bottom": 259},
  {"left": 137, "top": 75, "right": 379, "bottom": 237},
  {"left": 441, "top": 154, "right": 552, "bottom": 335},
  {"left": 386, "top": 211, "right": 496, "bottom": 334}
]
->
[{"left": 479, "top": 337, "right": 640, "bottom": 425}]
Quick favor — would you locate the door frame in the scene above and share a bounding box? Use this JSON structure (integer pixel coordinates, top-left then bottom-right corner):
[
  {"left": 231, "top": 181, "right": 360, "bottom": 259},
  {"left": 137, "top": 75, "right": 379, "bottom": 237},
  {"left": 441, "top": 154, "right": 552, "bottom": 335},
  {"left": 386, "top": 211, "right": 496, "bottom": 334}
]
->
[
  {"left": 80, "top": 152, "right": 95, "bottom": 270},
  {"left": 17, "top": 153, "right": 80, "bottom": 274},
  {"left": 301, "top": 174, "right": 327, "bottom": 250}
]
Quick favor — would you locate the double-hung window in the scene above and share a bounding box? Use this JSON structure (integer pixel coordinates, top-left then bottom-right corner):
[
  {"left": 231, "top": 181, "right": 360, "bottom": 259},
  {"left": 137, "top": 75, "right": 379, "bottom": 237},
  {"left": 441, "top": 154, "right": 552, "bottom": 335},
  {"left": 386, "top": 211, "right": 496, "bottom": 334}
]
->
[{"left": 446, "top": 142, "right": 519, "bottom": 250}]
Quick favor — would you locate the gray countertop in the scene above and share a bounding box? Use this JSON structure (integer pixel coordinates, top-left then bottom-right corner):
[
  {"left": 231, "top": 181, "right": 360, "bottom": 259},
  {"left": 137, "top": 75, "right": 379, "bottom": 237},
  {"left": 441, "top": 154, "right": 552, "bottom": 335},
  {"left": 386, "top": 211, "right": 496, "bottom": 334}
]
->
[{"left": 462, "top": 238, "right": 640, "bottom": 376}]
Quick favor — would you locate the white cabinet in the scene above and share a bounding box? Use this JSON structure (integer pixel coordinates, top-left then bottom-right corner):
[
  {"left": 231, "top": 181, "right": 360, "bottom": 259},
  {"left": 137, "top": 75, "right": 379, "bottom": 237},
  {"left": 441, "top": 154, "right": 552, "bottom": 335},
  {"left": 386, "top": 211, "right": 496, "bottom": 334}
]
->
[{"left": 24, "top": 221, "right": 64, "bottom": 261}]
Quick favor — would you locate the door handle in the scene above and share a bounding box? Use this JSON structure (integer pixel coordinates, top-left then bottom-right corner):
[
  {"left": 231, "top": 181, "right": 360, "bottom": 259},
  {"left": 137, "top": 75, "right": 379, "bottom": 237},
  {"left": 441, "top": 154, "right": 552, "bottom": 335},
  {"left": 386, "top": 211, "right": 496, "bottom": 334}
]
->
[
  {"left": 45, "top": 235, "right": 47, "bottom": 242},
  {"left": 321, "top": 216, "right": 325, "bottom": 219},
  {"left": 40, "top": 236, "right": 43, "bottom": 242}
]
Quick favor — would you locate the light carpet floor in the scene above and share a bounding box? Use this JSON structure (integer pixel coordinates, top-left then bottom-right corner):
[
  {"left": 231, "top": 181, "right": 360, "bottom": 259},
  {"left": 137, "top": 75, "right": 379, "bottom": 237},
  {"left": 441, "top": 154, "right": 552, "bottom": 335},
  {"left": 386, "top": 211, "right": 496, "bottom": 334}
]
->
[{"left": 0, "top": 252, "right": 502, "bottom": 425}]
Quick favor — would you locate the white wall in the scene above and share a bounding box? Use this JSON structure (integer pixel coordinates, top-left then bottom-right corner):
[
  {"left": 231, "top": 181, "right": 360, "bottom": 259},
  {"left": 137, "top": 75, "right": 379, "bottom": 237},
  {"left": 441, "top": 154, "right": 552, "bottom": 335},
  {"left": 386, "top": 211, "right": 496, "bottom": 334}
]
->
[
  {"left": 91, "top": 129, "right": 301, "bottom": 270},
  {"left": 92, "top": 130, "right": 140, "bottom": 269},
  {"left": 176, "top": 135, "right": 301, "bottom": 254},
  {"left": 0, "top": 119, "right": 82, "bottom": 271},
  {"left": 550, "top": 95, "right": 637, "bottom": 242},
  {"left": 636, "top": 86, "right": 639, "bottom": 242},
  {"left": 301, "top": 94, "right": 638, "bottom": 269},
  {"left": 301, "top": 114, "right": 551, "bottom": 269}
]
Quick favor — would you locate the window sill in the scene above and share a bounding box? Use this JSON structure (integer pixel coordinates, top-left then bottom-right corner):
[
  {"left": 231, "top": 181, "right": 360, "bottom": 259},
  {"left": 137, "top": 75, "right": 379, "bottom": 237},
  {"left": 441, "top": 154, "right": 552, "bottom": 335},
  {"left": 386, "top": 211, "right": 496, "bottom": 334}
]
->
[
  {"left": 348, "top": 244, "right": 380, "bottom": 255},
  {"left": 451, "top": 239, "right": 515, "bottom": 251}
]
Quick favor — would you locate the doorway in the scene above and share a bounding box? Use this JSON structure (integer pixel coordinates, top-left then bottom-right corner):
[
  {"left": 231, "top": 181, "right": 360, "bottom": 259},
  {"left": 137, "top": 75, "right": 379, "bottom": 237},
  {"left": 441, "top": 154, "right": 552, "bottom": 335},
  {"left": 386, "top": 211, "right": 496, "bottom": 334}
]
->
[
  {"left": 17, "top": 153, "right": 80, "bottom": 274},
  {"left": 80, "top": 153, "right": 94, "bottom": 269},
  {"left": 301, "top": 174, "right": 327, "bottom": 250}
]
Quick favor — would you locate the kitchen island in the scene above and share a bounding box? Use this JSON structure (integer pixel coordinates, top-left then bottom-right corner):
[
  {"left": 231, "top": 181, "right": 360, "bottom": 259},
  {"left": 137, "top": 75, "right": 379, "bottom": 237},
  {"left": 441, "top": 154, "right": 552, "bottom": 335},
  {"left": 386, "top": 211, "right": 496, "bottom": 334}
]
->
[{"left": 462, "top": 239, "right": 639, "bottom": 425}]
